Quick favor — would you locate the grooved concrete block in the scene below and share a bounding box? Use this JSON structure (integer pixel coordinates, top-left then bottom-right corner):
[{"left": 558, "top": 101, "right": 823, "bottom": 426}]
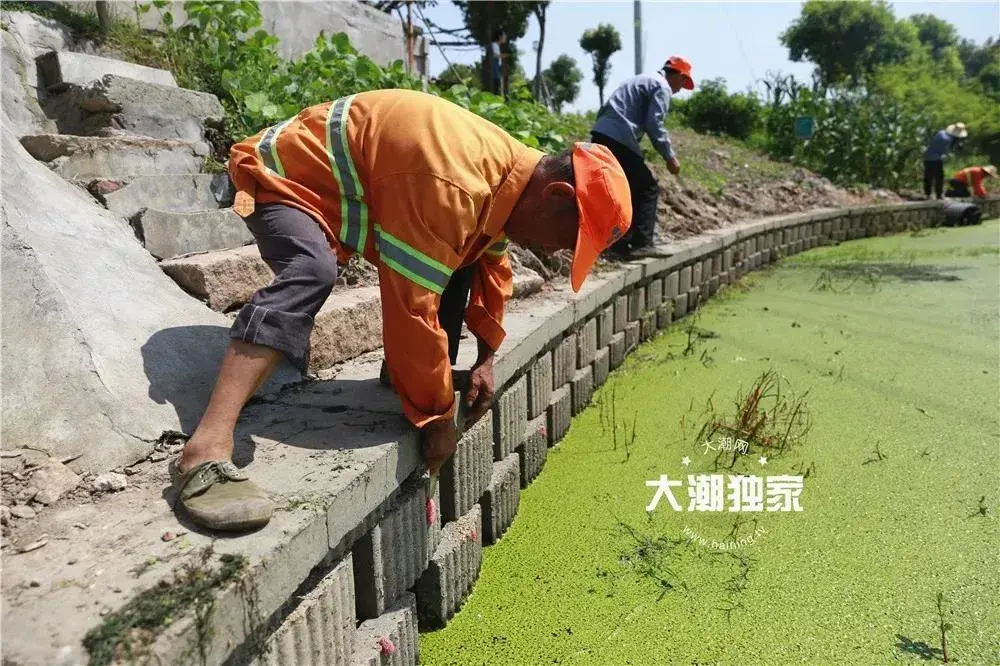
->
[
  {"left": 709, "top": 275, "right": 720, "bottom": 296},
  {"left": 97, "top": 173, "right": 234, "bottom": 220},
  {"left": 673, "top": 293, "right": 689, "bottom": 319},
  {"left": 656, "top": 302, "right": 673, "bottom": 329},
  {"left": 576, "top": 318, "right": 598, "bottom": 369},
  {"left": 134, "top": 207, "right": 253, "bottom": 260},
  {"left": 20, "top": 134, "right": 206, "bottom": 179},
  {"left": 353, "top": 480, "right": 432, "bottom": 620},
  {"left": 627, "top": 286, "right": 645, "bottom": 321},
  {"left": 481, "top": 454, "right": 520, "bottom": 545},
  {"left": 597, "top": 304, "right": 614, "bottom": 348},
  {"left": 351, "top": 593, "right": 419, "bottom": 666},
  {"left": 646, "top": 278, "right": 664, "bottom": 310},
  {"left": 546, "top": 385, "right": 571, "bottom": 444},
  {"left": 613, "top": 294, "right": 628, "bottom": 332},
  {"left": 526, "top": 352, "right": 552, "bottom": 419},
  {"left": 593, "top": 347, "right": 610, "bottom": 386},
  {"left": 723, "top": 249, "right": 733, "bottom": 272},
  {"left": 711, "top": 254, "right": 722, "bottom": 276},
  {"left": 493, "top": 376, "right": 527, "bottom": 460},
  {"left": 640, "top": 311, "right": 656, "bottom": 341},
  {"left": 665, "top": 271, "right": 679, "bottom": 299},
  {"left": 414, "top": 504, "right": 482, "bottom": 630},
  {"left": 793, "top": 240, "right": 804, "bottom": 253},
  {"left": 687, "top": 288, "right": 700, "bottom": 312},
  {"left": 692, "top": 262, "right": 703, "bottom": 289},
  {"left": 441, "top": 412, "right": 492, "bottom": 523},
  {"left": 624, "top": 321, "right": 640, "bottom": 353},
  {"left": 37, "top": 50, "right": 177, "bottom": 89},
  {"left": 161, "top": 245, "right": 271, "bottom": 312},
  {"left": 679, "top": 266, "right": 692, "bottom": 293},
  {"left": 256, "top": 556, "right": 355, "bottom": 666},
  {"left": 570, "top": 366, "right": 594, "bottom": 415},
  {"left": 552, "top": 334, "right": 577, "bottom": 389},
  {"left": 518, "top": 415, "right": 549, "bottom": 484},
  {"left": 720, "top": 270, "right": 730, "bottom": 286},
  {"left": 609, "top": 332, "right": 626, "bottom": 369}
]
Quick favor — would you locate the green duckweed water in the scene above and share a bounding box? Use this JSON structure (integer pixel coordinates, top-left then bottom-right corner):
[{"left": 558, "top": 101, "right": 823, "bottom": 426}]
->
[{"left": 421, "top": 221, "right": 1000, "bottom": 666}]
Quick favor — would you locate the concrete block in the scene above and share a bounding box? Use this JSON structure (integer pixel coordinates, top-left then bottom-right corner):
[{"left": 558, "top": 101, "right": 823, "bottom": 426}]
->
[
  {"left": 161, "top": 245, "right": 270, "bottom": 311},
  {"left": 351, "top": 593, "right": 419, "bottom": 666},
  {"left": 134, "top": 207, "right": 253, "bottom": 260},
  {"left": 353, "top": 480, "right": 432, "bottom": 620},
  {"left": 711, "top": 253, "right": 722, "bottom": 276},
  {"left": 656, "top": 302, "right": 673, "bottom": 329},
  {"left": 593, "top": 347, "right": 610, "bottom": 386},
  {"left": 256, "top": 556, "right": 356, "bottom": 666},
  {"left": 692, "top": 262, "right": 702, "bottom": 289},
  {"left": 526, "top": 352, "right": 552, "bottom": 419},
  {"left": 664, "top": 271, "right": 679, "bottom": 299},
  {"left": 627, "top": 286, "right": 645, "bottom": 321},
  {"left": 570, "top": 366, "right": 594, "bottom": 415},
  {"left": 414, "top": 504, "right": 482, "bottom": 630},
  {"left": 640, "top": 311, "right": 656, "bottom": 341},
  {"left": 720, "top": 270, "right": 730, "bottom": 286},
  {"left": 613, "top": 294, "right": 628, "bottom": 332},
  {"left": 552, "top": 334, "right": 577, "bottom": 388},
  {"left": 46, "top": 74, "right": 223, "bottom": 143},
  {"left": 793, "top": 239, "right": 804, "bottom": 253},
  {"left": 709, "top": 275, "right": 720, "bottom": 296},
  {"left": 20, "top": 133, "right": 206, "bottom": 179},
  {"left": 480, "top": 453, "right": 520, "bottom": 545},
  {"left": 723, "top": 249, "right": 733, "bottom": 272},
  {"left": 512, "top": 266, "right": 544, "bottom": 299},
  {"left": 645, "top": 278, "right": 664, "bottom": 310},
  {"left": 518, "top": 415, "right": 549, "bottom": 483},
  {"left": 576, "top": 318, "right": 598, "bottom": 368},
  {"left": 440, "top": 411, "right": 492, "bottom": 523},
  {"left": 546, "top": 385, "right": 572, "bottom": 444},
  {"left": 37, "top": 50, "right": 177, "bottom": 89},
  {"left": 96, "top": 173, "right": 234, "bottom": 220},
  {"left": 624, "top": 321, "right": 640, "bottom": 353},
  {"left": 309, "top": 288, "right": 384, "bottom": 373},
  {"left": 687, "top": 288, "right": 700, "bottom": 312},
  {"left": 609, "top": 331, "right": 626, "bottom": 369},
  {"left": 597, "top": 304, "right": 614, "bottom": 348},
  {"left": 673, "top": 293, "right": 689, "bottom": 319},
  {"left": 493, "top": 376, "right": 527, "bottom": 461},
  {"left": 679, "top": 266, "right": 692, "bottom": 293}
]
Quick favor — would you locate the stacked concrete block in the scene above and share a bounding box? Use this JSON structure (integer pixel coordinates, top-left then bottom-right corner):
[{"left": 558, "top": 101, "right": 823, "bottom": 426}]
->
[
  {"left": 351, "top": 593, "right": 419, "bottom": 666},
  {"left": 518, "top": 415, "right": 549, "bottom": 484},
  {"left": 440, "top": 411, "right": 492, "bottom": 523},
  {"left": 640, "top": 310, "right": 656, "bottom": 341},
  {"left": 656, "top": 299, "right": 673, "bottom": 329},
  {"left": 646, "top": 278, "right": 664, "bottom": 312},
  {"left": 673, "top": 292, "right": 689, "bottom": 319},
  {"left": 570, "top": 366, "right": 594, "bottom": 415},
  {"left": 593, "top": 347, "right": 610, "bottom": 386},
  {"left": 664, "top": 271, "right": 679, "bottom": 301},
  {"left": 624, "top": 321, "right": 640, "bottom": 353},
  {"left": 608, "top": 331, "right": 626, "bottom": 370},
  {"left": 414, "top": 504, "right": 482, "bottom": 629},
  {"left": 256, "top": 557, "right": 356, "bottom": 666},
  {"left": 576, "top": 318, "right": 598, "bottom": 369},
  {"left": 597, "top": 305, "right": 614, "bottom": 348},
  {"left": 526, "top": 352, "right": 553, "bottom": 419},
  {"left": 613, "top": 294, "right": 628, "bottom": 332},
  {"left": 552, "top": 334, "right": 577, "bottom": 389},
  {"left": 493, "top": 377, "right": 527, "bottom": 461},
  {"left": 480, "top": 454, "right": 520, "bottom": 545},
  {"left": 627, "top": 286, "right": 645, "bottom": 321},
  {"left": 353, "top": 481, "right": 434, "bottom": 620},
  {"left": 547, "top": 385, "right": 572, "bottom": 443},
  {"left": 723, "top": 249, "right": 733, "bottom": 273}
]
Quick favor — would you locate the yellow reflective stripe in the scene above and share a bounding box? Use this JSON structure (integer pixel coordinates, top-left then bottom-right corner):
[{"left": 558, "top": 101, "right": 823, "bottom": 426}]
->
[
  {"left": 326, "top": 95, "right": 368, "bottom": 252},
  {"left": 375, "top": 224, "right": 453, "bottom": 294},
  {"left": 485, "top": 237, "right": 509, "bottom": 258},
  {"left": 256, "top": 119, "right": 292, "bottom": 177}
]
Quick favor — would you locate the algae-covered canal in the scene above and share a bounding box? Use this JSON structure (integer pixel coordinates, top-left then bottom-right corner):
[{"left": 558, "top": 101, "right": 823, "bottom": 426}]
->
[{"left": 422, "top": 221, "right": 1000, "bottom": 665}]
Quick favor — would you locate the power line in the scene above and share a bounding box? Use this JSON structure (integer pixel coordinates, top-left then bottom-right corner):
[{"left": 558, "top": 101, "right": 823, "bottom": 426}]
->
[{"left": 415, "top": 3, "right": 474, "bottom": 85}]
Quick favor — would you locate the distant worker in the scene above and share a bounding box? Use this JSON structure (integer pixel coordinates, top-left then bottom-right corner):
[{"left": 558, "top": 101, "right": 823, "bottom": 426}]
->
[
  {"left": 923, "top": 122, "right": 967, "bottom": 200},
  {"left": 490, "top": 29, "right": 507, "bottom": 97},
  {"left": 945, "top": 165, "right": 997, "bottom": 198},
  {"left": 169, "top": 90, "right": 631, "bottom": 532},
  {"left": 590, "top": 56, "right": 694, "bottom": 259}
]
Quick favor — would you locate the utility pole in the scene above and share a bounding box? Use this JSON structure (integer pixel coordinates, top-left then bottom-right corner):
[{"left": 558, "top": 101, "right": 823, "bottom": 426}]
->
[
  {"left": 406, "top": 1, "right": 414, "bottom": 73},
  {"left": 634, "top": 0, "right": 642, "bottom": 75}
]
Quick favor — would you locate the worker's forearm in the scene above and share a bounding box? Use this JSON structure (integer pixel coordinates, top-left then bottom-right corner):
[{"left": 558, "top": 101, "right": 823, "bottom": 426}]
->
[{"left": 475, "top": 336, "right": 496, "bottom": 366}]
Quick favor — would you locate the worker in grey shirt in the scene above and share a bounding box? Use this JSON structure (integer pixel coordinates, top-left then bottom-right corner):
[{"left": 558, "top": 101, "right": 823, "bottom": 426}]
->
[{"left": 591, "top": 56, "right": 694, "bottom": 258}]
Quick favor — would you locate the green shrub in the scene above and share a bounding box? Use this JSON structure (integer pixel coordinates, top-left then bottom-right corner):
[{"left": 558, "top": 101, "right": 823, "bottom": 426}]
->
[{"left": 682, "top": 79, "right": 761, "bottom": 141}]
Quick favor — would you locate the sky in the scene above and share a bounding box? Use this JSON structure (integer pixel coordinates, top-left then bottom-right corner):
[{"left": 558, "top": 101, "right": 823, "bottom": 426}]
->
[{"left": 418, "top": 1, "right": 1000, "bottom": 113}]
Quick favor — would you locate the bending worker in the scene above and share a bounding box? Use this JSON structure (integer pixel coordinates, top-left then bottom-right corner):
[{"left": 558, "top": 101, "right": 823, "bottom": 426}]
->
[
  {"left": 923, "top": 122, "right": 967, "bottom": 199},
  {"left": 945, "top": 164, "right": 997, "bottom": 198},
  {"left": 590, "top": 56, "right": 694, "bottom": 259},
  {"left": 169, "top": 89, "right": 631, "bottom": 532}
]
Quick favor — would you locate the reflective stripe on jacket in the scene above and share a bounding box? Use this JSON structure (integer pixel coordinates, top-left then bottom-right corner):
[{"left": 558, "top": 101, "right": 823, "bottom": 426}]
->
[{"left": 229, "top": 89, "right": 544, "bottom": 428}]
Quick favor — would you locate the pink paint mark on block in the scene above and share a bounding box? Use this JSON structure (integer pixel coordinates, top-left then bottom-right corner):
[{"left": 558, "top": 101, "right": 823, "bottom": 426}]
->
[
  {"left": 377, "top": 637, "right": 396, "bottom": 655},
  {"left": 426, "top": 497, "right": 437, "bottom": 525},
  {"left": 469, "top": 529, "right": 478, "bottom": 542}
]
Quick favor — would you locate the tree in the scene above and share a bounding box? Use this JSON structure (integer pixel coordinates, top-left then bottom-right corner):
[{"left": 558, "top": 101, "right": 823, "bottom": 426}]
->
[
  {"left": 683, "top": 78, "right": 760, "bottom": 140},
  {"left": 580, "top": 23, "right": 621, "bottom": 107},
  {"left": 906, "top": 13, "right": 958, "bottom": 61},
  {"left": 434, "top": 62, "right": 482, "bottom": 89},
  {"left": 542, "top": 54, "right": 583, "bottom": 113},
  {"left": 958, "top": 37, "right": 1000, "bottom": 98},
  {"left": 780, "top": 0, "right": 919, "bottom": 88},
  {"left": 531, "top": 2, "right": 550, "bottom": 99},
  {"left": 454, "top": 1, "right": 533, "bottom": 92}
]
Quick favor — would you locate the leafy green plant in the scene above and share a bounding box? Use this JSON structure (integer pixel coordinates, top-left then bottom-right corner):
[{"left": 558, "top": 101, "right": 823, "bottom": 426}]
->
[{"left": 682, "top": 79, "right": 761, "bottom": 141}]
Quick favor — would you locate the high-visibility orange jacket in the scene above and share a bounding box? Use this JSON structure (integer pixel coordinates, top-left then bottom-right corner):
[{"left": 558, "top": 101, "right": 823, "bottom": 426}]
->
[
  {"left": 229, "top": 89, "right": 544, "bottom": 428},
  {"left": 952, "top": 166, "right": 990, "bottom": 197}
]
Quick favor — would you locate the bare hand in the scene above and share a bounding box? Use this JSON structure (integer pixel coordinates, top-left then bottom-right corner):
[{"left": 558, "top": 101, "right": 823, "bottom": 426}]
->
[
  {"left": 464, "top": 354, "right": 495, "bottom": 426},
  {"left": 667, "top": 156, "right": 681, "bottom": 175},
  {"left": 421, "top": 418, "right": 458, "bottom": 475}
]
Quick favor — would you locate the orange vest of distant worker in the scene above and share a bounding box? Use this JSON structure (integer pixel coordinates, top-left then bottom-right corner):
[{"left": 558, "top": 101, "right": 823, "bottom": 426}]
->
[
  {"left": 229, "top": 89, "right": 545, "bottom": 428},
  {"left": 952, "top": 166, "right": 989, "bottom": 197}
]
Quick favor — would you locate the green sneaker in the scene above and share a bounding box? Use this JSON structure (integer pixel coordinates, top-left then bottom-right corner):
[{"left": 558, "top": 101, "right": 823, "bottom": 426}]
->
[{"left": 168, "top": 459, "right": 273, "bottom": 532}]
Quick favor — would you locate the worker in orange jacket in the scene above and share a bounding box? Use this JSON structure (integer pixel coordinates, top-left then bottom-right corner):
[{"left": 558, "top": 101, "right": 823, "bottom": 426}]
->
[
  {"left": 945, "top": 165, "right": 997, "bottom": 198},
  {"left": 169, "top": 89, "right": 632, "bottom": 531}
]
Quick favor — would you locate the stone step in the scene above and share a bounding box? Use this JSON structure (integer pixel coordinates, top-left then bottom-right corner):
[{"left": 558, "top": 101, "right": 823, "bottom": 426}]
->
[
  {"left": 88, "top": 173, "right": 234, "bottom": 220},
  {"left": 36, "top": 49, "right": 177, "bottom": 90},
  {"left": 44, "top": 74, "right": 224, "bottom": 143},
  {"left": 160, "top": 244, "right": 272, "bottom": 312},
  {"left": 133, "top": 207, "right": 254, "bottom": 260},
  {"left": 19, "top": 134, "right": 207, "bottom": 179}
]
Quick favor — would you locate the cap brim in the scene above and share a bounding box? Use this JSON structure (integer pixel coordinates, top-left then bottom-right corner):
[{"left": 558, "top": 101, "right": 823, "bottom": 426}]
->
[
  {"left": 570, "top": 217, "right": 601, "bottom": 293},
  {"left": 682, "top": 75, "right": 694, "bottom": 90}
]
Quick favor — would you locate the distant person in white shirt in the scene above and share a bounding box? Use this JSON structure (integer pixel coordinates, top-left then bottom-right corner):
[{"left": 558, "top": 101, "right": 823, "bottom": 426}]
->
[{"left": 490, "top": 29, "right": 506, "bottom": 97}]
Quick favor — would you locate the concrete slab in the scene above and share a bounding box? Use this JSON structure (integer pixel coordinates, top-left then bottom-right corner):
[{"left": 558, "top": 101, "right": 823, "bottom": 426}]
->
[
  {"left": 95, "top": 173, "right": 234, "bottom": 220},
  {"left": 135, "top": 207, "right": 253, "bottom": 260},
  {"left": 20, "top": 133, "right": 207, "bottom": 179},
  {"left": 481, "top": 453, "right": 520, "bottom": 545},
  {"left": 37, "top": 50, "right": 177, "bottom": 89},
  {"left": 160, "top": 245, "right": 272, "bottom": 312},
  {"left": 414, "top": 504, "right": 482, "bottom": 630}
]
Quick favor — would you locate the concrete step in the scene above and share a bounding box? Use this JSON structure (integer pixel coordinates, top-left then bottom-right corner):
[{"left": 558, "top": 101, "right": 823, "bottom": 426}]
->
[
  {"left": 88, "top": 173, "right": 235, "bottom": 220},
  {"left": 36, "top": 49, "right": 177, "bottom": 90},
  {"left": 20, "top": 134, "right": 208, "bottom": 179},
  {"left": 133, "top": 207, "right": 254, "bottom": 260},
  {"left": 160, "top": 245, "right": 272, "bottom": 312}
]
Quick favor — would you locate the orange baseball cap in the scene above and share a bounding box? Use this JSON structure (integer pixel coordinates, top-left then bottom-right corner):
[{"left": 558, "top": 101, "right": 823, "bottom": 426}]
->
[
  {"left": 664, "top": 56, "right": 695, "bottom": 90},
  {"left": 570, "top": 142, "right": 632, "bottom": 292}
]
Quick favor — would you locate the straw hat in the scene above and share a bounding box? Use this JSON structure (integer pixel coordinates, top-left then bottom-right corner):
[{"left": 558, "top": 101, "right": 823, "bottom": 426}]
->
[
  {"left": 946, "top": 122, "right": 968, "bottom": 139},
  {"left": 985, "top": 165, "right": 998, "bottom": 177}
]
